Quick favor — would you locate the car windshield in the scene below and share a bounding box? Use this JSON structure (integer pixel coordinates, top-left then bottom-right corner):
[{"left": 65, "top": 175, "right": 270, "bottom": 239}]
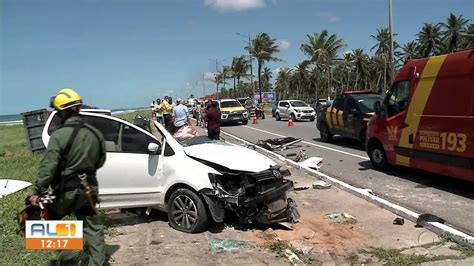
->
[
  {"left": 290, "top": 101, "right": 308, "bottom": 107},
  {"left": 356, "top": 96, "right": 381, "bottom": 113},
  {"left": 220, "top": 101, "right": 241, "bottom": 108}
]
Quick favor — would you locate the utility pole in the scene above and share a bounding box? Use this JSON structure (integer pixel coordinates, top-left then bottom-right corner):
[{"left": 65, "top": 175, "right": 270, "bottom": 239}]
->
[
  {"left": 215, "top": 59, "right": 219, "bottom": 99},
  {"left": 387, "top": 0, "right": 395, "bottom": 98},
  {"left": 236, "top": 33, "right": 254, "bottom": 97},
  {"left": 202, "top": 73, "right": 206, "bottom": 97}
]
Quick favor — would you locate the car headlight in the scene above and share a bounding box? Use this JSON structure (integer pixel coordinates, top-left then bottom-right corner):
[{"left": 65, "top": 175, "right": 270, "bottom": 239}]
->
[
  {"left": 243, "top": 112, "right": 248, "bottom": 117},
  {"left": 295, "top": 109, "right": 301, "bottom": 113}
]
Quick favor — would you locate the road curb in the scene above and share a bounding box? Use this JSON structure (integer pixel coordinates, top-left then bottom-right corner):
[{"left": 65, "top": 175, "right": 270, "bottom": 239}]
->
[{"left": 220, "top": 129, "right": 474, "bottom": 249}]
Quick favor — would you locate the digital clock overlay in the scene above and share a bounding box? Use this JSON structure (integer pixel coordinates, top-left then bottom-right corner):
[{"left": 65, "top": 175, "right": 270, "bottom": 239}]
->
[{"left": 25, "top": 220, "right": 83, "bottom": 250}]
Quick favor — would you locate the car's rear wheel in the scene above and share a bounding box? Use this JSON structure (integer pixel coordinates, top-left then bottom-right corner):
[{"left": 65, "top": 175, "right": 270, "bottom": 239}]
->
[
  {"left": 368, "top": 140, "right": 388, "bottom": 170},
  {"left": 168, "top": 188, "right": 208, "bottom": 233},
  {"left": 276, "top": 113, "right": 281, "bottom": 121},
  {"left": 319, "top": 122, "right": 333, "bottom": 142}
]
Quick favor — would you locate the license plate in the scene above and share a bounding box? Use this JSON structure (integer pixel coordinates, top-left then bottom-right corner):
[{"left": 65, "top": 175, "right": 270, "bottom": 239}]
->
[{"left": 232, "top": 116, "right": 240, "bottom": 120}]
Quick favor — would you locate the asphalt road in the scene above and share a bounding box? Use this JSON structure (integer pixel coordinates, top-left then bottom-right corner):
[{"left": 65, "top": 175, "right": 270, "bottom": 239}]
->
[{"left": 219, "top": 117, "right": 474, "bottom": 235}]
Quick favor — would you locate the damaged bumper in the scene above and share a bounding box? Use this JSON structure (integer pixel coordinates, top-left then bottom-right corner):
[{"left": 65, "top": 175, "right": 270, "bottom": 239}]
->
[{"left": 201, "top": 166, "right": 300, "bottom": 226}]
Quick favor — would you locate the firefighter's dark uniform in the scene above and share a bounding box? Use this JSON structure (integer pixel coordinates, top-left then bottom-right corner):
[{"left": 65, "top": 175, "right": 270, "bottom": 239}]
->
[{"left": 34, "top": 115, "right": 106, "bottom": 265}]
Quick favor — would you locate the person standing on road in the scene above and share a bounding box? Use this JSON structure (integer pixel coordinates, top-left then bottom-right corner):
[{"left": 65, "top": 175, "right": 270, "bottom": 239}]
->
[
  {"left": 150, "top": 100, "right": 156, "bottom": 120},
  {"left": 245, "top": 96, "right": 253, "bottom": 119},
  {"left": 161, "top": 96, "right": 173, "bottom": 131},
  {"left": 154, "top": 98, "right": 164, "bottom": 125},
  {"left": 206, "top": 101, "right": 221, "bottom": 140},
  {"left": 172, "top": 98, "right": 189, "bottom": 134},
  {"left": 29, "top": 88, "right": 107, "bottom": 265}
]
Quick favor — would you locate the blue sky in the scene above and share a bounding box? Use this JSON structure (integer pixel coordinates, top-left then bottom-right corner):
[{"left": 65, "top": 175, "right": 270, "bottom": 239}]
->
[{"left": 1, "top": 0, "right": 472, "bottom": 115}]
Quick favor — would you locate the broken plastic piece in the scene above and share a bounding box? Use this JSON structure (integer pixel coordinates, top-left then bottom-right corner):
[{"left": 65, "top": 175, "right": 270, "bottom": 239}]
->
[
  {"left": 208, "top": 239, "right": 251, "bottom": 250},
  {"left": 0, "top": 179, "right": 32, "bottom": 198},
  {"left": 297, "top": 157, "right": 323, "bottom": 170},
  {"left": 325, "top": 212, "right": 357, "bottom": 224},
  {"left": 312, "top": 180, "right": 331, "bottom": 189}
]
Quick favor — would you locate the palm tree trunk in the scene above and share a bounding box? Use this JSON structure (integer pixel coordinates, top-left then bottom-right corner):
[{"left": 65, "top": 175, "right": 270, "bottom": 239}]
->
[
  {"left": 237, "top": 75, "right": 241, "bottom": 97},
  {"left": 233, "top": 77, "right": 236, "bottom": 98},
  {"left": 258, "top": 60, "right": 263, "bottom": 102}
]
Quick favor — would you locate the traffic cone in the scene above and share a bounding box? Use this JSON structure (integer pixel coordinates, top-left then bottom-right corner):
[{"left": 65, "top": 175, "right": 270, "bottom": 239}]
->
[
  {"left": 288, "top": 117, "right": 294, "bottom": 128},
  {"left": 252, "top": 115, "right": 258, "bottom": 124}
]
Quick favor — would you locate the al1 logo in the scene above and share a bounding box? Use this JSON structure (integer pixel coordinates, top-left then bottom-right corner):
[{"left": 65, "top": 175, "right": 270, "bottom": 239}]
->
[{"left": 25, "top": 220, "right": 83, "bottom": 250}]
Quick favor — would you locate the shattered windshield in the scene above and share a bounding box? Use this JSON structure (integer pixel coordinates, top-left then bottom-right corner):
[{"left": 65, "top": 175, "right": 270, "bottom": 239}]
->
[
  {"left": 180, "top": 136, "right": 229, "bottom": 147},
  {"left": 220, "top": 101, "right": 242, "bottom": 108},
  {"left": 290, "top": 101, "right": 308, "bottom": 107}
]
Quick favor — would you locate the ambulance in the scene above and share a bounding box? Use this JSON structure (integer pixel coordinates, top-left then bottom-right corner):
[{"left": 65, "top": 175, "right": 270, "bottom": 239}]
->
[{"left": 366, "top": 49, "right": 473, "bottom": 182}]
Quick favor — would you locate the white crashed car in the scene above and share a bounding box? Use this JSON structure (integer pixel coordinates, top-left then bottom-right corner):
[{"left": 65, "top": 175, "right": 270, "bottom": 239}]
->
[{"left": 42, "top": 111, "right": 299, "bottom": 233}]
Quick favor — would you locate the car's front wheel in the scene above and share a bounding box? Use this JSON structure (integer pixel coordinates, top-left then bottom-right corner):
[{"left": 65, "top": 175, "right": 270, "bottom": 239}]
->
[
  {"left": 276, "top": 113, "right": 281, "bottom": 121},
  {"left": 242, "top": 120, "right": 248, "bottom": 125},
  {"left": 167, "top": 188, "right": 209, "bottom": 233}
]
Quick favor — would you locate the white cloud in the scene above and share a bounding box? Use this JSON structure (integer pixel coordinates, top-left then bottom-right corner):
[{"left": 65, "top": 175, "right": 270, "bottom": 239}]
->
[
  {"left": 318, "top": 12, "right": 341, "bottom": 23},
  {"left": 204, "top": 0, "right": 266, "bottom": 12},
  {"left": 276, "top": 39, "right": 291, "bottom": 51}
]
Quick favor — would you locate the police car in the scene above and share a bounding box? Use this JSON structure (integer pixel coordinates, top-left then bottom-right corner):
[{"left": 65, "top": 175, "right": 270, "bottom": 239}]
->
[{"left": 317, "top": 91, "right": 382, "bottom": 148}]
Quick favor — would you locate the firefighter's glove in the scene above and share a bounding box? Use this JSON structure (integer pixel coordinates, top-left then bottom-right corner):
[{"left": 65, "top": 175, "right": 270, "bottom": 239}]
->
[{"left": 29, "top": 194, "right": 56, "bottom": 209}]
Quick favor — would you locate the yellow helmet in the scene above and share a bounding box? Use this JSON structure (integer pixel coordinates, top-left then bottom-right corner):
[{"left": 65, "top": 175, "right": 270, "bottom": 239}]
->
[{"left": 50, "top": 88, "right": 83, "bottom": 111}]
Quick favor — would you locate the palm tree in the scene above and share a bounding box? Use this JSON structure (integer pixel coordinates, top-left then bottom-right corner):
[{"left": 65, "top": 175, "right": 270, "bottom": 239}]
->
[
  {"left": 222, "top": 65, "right": 232, "bottom": 92},
  {"left": 248, "top": 33, "right": 280, "bottom": 101},
  {"left": 439, "top": 13, "right": 470, "bottom": 52},
  {"left": 294, "top": 62, "right": 309, "bottom": 99},
  {"left": 300, "top": 30, "right": 344, "bottom": 99},
  {"left": 261, "top": 67, "right": 273, "bottom": 91},
  {"left": 370, "top": 27, "right": 399, "bottom": 56},
  {"left": 275, "top": 68, "right": 292, "bottom": 100},
  {"left": 231, "top": 55, "right": 250, "bottom": 97},
  {"left": 350, "top": 49, "right": 370, "bottom": 89},
  {"left": 462, "top": 24, "right": 474, "bottom": 48},
  {"left": 417, "top": 22, "right": 443, "bottom": 57},
  {"left": 300, "top": 30, "right": 345, "bottom": 69},
  {"left": 401, "top": 41, "right": 421, "bottom": 60}
]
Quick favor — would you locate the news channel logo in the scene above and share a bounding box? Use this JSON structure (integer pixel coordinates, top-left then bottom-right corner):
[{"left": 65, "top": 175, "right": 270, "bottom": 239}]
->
[{"left": 25, "top": 221, "right": 83, "bottom": 250}]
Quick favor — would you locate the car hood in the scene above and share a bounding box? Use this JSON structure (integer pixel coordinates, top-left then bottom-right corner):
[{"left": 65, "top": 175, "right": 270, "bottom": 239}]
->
[
  {"left": 221, "top": 107, "right": 246, "bottom": 112},
  {"left": 183, "top": 143, "right": 276, "bottom": 172}
]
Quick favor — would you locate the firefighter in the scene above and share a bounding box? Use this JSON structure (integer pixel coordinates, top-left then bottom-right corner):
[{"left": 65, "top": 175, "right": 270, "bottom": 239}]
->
[{"left": 29, "top": 88, "right": 107, "bottom": 265}]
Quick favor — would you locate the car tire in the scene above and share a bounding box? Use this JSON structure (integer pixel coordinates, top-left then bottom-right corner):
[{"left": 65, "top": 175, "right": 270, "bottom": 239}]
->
[
  {"left": 368, "top": 140, "right": 389, "bottom": 170},
  {"left": 261, "top": 113, "right": 265, "bottom": 119},
  {"left": 242, "top": 120, "right": 248, "bottom": 125},
  {"left": 310, "top": 118, "right": 315, "bottom": 122},
  {"left": 167, "top": 188, "right": 209, "bottom": 233},
  {"left": 276, "top": 113, "right": 281, "bottom": 121},
  {"left": 319, "top": 122, "right": 333, "bottom": 142}
]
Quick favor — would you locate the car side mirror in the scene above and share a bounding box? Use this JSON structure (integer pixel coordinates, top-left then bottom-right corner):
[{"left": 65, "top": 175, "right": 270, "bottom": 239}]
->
[
  {"left": 374, "top": 101, "right": 384, "bottom": 116},
  {"left": 148, "top": 142, "right": 161, "bottom": 155}
]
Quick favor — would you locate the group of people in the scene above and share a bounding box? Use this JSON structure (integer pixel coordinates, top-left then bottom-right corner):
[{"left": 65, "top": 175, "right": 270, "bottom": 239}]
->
[{"left": 150, "top": 97, "right": 221, "bottom": 140}]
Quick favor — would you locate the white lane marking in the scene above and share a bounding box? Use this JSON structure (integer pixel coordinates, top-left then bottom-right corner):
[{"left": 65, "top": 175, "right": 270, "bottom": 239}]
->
[{"left": 230, "top": 125, "right": 370, "bottom": 160}]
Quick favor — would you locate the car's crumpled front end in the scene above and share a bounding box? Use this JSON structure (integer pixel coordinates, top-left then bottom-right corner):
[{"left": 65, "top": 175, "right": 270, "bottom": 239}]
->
[
  {"left": 182, "top": 139, "right": 300, "bottom": 227},
  {"left": 201, "top": 164, "right": 300, "bottom": 226}
]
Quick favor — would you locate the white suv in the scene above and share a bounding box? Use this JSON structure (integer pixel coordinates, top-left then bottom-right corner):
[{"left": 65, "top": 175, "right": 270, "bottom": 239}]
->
[
  {"left": 275, "top": 100, "right": 315, "bottom": 122},
  {"left": 42, "top": 111, "right": 299, "bottom": 233}
]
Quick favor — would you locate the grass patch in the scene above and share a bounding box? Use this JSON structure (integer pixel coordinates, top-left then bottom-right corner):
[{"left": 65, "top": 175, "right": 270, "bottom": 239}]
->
[
  {"left": 363, "top": 246, "right": 468, "bottom": 265},
  {"left": 113, "top": 109, "right": 151, "bottom": 122}
]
